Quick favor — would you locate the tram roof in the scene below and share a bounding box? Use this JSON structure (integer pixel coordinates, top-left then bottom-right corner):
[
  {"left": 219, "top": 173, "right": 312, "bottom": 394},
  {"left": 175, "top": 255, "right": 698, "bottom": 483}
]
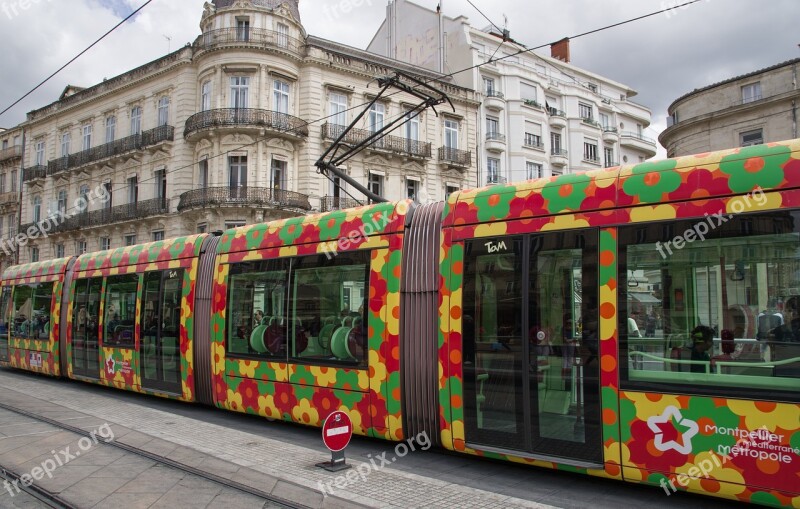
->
[
  {"left": 443, "top": 138, "right": 800, "bottom": 229},
  {"left": 216, "top": 200, "right": 411, "bottom": 255},
  {"left": 74, "top": 234, "right": 206, "bottom": 273},
  {"left": 1, "top": 257, "right": 71, "bottom": 283}
]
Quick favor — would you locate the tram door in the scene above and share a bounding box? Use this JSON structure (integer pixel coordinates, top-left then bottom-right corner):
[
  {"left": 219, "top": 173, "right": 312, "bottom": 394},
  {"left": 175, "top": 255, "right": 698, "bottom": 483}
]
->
[
  {"left": 141, "top": 270, "right": 183, "bottom": 394},
  {"left": 0, "top": 287, "right": 10, "bottom": 362},
  {"left": 72, "top": 278, "right": 102, "bottom": 378},
  {"left": 462, "top": 231, "right": 601, "bottom": 463}
]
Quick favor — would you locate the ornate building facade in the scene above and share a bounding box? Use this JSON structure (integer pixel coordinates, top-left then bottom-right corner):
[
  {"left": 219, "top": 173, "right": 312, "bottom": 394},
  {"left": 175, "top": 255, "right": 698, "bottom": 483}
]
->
[
  {"left": 0, "top": 127, "right": 22, "bottom": 271},
  {"left": 13, "top": 0, "right": 479, "bottom": 264}
]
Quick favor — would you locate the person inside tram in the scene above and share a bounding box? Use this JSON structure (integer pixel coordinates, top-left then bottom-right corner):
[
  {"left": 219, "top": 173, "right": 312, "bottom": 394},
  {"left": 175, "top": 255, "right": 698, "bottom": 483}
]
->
[
  {"left": 690, "top": 325, "right": 715, "bottom": 373},
  {"left": 628, "top": 311, "right": 642, "bottom": 338},
  {"left": 254, "top": 309, "right": 264, "bottom": 327}
]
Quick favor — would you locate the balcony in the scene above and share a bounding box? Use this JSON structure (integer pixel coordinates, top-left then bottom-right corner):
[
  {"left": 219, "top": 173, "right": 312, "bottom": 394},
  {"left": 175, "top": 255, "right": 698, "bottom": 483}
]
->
[
  {"left": 602, "top": 126, "right": 619, "bottom": 142},
  {"left": 580, "top": 117, "right": 602, "bottom": 130},
  {"left": 620, "top": 131, "right": 657, "bottom": 157},
  {"left": 551, "top": 149, "right": 569, "bottom": 167},
  {"left": 547, "top": 108, "right": 567, "bottom": 129},
  {"left": 193, "top": 27, "right": 305, "bottom": 58},
  {"left": 522, "top": 99, "right": 544, "bottom": 110},
  {"left": 582, "top": 155, "right": 601, "bottom": 166},
  {"left": 186, "top": 109, "right": 308, "bottom": 141},
  {"left": 0, "top": 192, "right": 17, "bottom": 208},
  {"left": 321, "top": 123, "right": 431, "bottom": 159},
  {"left": 20, "top": 198, "right": 170, "bottom": 235},
  {"left": 47, "top": 125, "right": 174, "bottom": 177},
  {"left": 320, "top": 196, "right": 362, "bottom": 212},
  {"left": 484, "top": 90, "right": 506, "bottom": 111},
  {"left": 523, "top": 135, "right": 544, "bottom": 151},
  {"left": 177, "top": 186, "right": 311, "bottom": 212},
  {"left": 22, "top": 165, "right": 46, "bottom": 183},
  {"left": 604, "top": 161, "right": 620, "bottom": 168},
  {"left": 0, "top": 145, "right": 22, "bottom": 163},
  {"left": 485, "top": 132, "right": 506, "bottom": 153},
  {"left": 438, "top": 146, "right": 471, "bottom": 169},
  {"left": 486, "top": 175, "right": 507, "bottom": 186}
]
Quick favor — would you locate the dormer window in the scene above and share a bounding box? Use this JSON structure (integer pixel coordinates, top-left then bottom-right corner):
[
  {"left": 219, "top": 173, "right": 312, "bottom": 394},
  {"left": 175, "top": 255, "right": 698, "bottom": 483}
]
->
[{"left": 277, "top": 23, "right": 289, "bottom": 48}]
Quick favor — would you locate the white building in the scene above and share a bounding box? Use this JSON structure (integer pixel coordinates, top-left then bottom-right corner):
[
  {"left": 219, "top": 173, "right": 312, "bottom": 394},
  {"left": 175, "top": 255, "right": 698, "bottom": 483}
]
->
[{"left": 368, "top": 0, "right": 657, "bottom": 185}]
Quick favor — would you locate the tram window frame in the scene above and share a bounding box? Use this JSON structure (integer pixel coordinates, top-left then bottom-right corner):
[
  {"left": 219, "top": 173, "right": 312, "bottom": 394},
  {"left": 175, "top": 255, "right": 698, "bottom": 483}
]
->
[
  {"left": 102, "top": 273, "right": 139, "bottom": 349},
  {"left": 226, "top": 259, "right": 290, "bottom": 361},
  {"left": 11, "top": 282, "right": 54, "bottom": 341},
  {"left": 289, "top": 250, "right": 370, "bottom": 368},
  {"left": 618, "top": 210, "right": 800, "bottom": 402}
]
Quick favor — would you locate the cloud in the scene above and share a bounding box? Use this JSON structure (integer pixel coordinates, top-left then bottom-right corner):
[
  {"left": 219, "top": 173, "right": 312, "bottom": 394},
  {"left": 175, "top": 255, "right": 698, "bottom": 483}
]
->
[{"left": 1, "top": 0, "right": 796, "bottom": 162}]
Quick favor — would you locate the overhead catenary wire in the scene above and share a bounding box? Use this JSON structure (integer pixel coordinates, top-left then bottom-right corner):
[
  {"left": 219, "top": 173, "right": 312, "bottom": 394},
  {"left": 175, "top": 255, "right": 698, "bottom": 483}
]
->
[
  {"left": 0, "top": 0, "right": 155, "bottom": 119},
  {"left": 21, "top": 0, "right": 707, "bottom": 221}
]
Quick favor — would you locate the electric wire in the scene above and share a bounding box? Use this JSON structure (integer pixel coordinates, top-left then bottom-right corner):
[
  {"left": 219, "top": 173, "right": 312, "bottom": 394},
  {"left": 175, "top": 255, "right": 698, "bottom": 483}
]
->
[{"left": 0, "top": 0, "right": 155, "bottom": 119}]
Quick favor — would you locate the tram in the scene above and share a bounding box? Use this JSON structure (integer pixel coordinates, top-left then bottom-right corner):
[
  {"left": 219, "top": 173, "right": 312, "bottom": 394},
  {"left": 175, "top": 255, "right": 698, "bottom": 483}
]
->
[{"left": 1, "top": 139, "right": 798, "bottom": 507}]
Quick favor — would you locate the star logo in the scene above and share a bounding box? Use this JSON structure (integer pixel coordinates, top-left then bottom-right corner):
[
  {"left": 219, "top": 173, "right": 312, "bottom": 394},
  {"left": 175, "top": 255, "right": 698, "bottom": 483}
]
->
[
  {"left": 647, "top": 406, "right": 698, "bottom": 455},
  {"left": 105, "top": 355, "right": 116, "bottom": 375}
]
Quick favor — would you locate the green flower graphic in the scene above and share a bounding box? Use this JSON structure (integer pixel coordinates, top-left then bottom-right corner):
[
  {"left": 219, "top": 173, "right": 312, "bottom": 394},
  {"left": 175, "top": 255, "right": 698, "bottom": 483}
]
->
[
  {"left": 622, "top": 159, "right": 681, "bottom": 203},
  {"left": 542, "top": 174, "right": 591, "bottom": 213},
  {"left": 720, "top": 145, "right": 790, "bottom": 193}
]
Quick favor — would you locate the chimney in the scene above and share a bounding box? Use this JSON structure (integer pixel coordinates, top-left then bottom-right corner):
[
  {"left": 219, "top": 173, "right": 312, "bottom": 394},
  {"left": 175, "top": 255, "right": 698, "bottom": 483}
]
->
[{"left": 551, "top": 38, "right": 570, "bottom": 63}]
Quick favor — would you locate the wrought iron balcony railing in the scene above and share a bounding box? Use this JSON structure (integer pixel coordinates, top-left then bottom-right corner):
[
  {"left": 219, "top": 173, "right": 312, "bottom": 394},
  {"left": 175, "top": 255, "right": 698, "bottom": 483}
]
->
[
  {"left": 485, "top": 90, "right": 504, "bottom": 99},
  {"left": 524, "top": 135, "right": 544, "bottom": 149},
  {"left": 177, "top": 186, "right": 312, "bottom": 212},
  {"left": 438, "top": 146, "right": 471, "bottom": 166},
  {"left": 320, "top": 123, "right": 431, "bottom": 158},
  {"left": 523, "top": 99, "right": 543, "bottom": 108},
  {"left": 602, "top": 126, "right": 619, "bottom": 134},
  {"left": 547, "top": 107, "right": 566, "bottom": 117},
  {"left": 194, "top": 27, "right": 305, "bottom": 56},
  {"left": 22, "top": 165, "right": 46, "bottom": 183},
  {"left": 185, "top": 109, "right": 308, "bottom": 139},
  {"left": 21, "top": 198, "right": 170, "bottom": 235},
  {"left": 486, "top": 175, "right": 507, "bottom": 185},
  {"left": 320, "top": 196, "right": 362, "bottom": 212},
  {"left": 47, "top": 125, "right": 174, "bottom": 177},
  {"left": 0, "top": 192, "right": 18, "bottom": 207},
  {"left": 0, "top": 145, "right": 22, "bottom": 163},
  {"left": 551, "top": 148, "right": 569, "bottom": 157},
  {"left": 581, "top": 117, "right": 602, "bottom": 128},
  {"left": 486, "top": 132, "right": 506, "bottom": 142}
]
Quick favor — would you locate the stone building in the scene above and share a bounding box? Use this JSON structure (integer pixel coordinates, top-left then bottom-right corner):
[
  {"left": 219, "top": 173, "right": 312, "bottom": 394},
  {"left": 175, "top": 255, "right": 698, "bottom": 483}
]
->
[
  {"left": 367, "top": 0, "right": 656, "bottom": 185},
  {"left": 14, "top": 0, "right": 479, "bottom": 263},
  {"left": 659, "top": 58, "right": 800, "bottom": 157},
  {"left": 0, "top": 126, "right": 22, "bottom": 271}
]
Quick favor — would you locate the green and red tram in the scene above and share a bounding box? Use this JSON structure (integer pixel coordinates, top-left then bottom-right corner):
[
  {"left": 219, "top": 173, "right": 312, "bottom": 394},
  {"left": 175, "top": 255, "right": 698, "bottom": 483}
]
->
[{"left": 1, "top": 139, "right": 798, "bottom": 507}]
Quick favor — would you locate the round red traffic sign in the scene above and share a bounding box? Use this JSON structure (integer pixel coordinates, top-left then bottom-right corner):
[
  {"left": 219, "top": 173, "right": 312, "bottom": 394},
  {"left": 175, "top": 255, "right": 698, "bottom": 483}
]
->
[{"left": 322, "top": 411, "right": 352, "bottom": 452}]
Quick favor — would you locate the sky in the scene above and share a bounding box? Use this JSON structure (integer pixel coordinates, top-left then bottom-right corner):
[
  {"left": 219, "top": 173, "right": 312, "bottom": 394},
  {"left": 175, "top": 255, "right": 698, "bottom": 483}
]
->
[{"left": 0, "top": 0, "right": 797, "bottom": 158}]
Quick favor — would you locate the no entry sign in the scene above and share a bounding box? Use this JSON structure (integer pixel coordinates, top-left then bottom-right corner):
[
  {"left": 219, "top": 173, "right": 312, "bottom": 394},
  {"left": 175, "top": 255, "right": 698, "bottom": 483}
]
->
[{"left": 322, "top": 411, "right": 353, "bottom": 453}]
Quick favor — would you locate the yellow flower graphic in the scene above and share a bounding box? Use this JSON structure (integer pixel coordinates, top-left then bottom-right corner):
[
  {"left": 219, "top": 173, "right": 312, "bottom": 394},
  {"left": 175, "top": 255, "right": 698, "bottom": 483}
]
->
[
  {"left": 238, "top": 360, "right": 257, "bottom": 378},
  {"left": 292, "top": 398, "right": 319, "bottom": 425},
  {"left": 309, "top": 366, "right": 337, "bottom": 386},
  {"left": 369, "top": 350, "right": 388, "bottom": 382},
  {"left": 258, "top": 394, "right": 278, "bottom": 419},
  {"left": 673, "top": 451, "right": 746, "bottom": 496},
  {"left": 226, "top": 389, "right": 243, "bottom": 411},
  {"left": 727, "top": 400, "right": 800, "bottom": 432}
]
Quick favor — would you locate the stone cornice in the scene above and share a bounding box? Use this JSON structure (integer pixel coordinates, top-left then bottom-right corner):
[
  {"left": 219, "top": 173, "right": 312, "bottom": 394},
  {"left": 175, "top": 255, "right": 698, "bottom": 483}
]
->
[{"left": 25, "top": 47, "right": 194, "bottom": 124}]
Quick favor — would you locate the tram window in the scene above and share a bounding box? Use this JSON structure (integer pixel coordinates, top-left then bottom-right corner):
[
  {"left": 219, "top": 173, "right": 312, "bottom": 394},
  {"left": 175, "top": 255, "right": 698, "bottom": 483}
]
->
[
  {"left": 227, "top": 259, "right": 289, "bottom": 359},
  {"left": 290, "top": 251, "right": 369, "bottom": 367},
  {"left": 12, "top": 283, "right": 53, "bottom": 340},
  {"left": 0, "top": 287, "right": 10, "bottom": 362},
  {"left": 103, "top": 274, "right": 138, "bottom": 349},
  {"left": 620, "top": 211, "right": 800, "bottom": 399}
]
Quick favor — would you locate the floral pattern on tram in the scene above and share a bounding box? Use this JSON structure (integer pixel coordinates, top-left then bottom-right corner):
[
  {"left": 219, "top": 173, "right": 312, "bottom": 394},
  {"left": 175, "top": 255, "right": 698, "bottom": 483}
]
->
[
  {"left": 621, "top": 392, "right": 800, "bottom": 507},
  {"left": 211, "top": 202, "right": 409, "bottom": 440},
  {"left": 68, "top": 235, "right": 204, "bottom": 401},
  {"left": 438, "top": 139, "right": 800, "bottom": 500},
  {"left": 1, "top": 258, "right": 70, "bottom": 377}
]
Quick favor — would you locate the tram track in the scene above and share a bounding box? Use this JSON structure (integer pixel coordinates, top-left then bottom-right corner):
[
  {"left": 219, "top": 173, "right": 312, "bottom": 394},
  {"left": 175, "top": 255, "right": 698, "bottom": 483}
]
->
[
  {"left": 0, "top": 401, "right": 309, "bottom": 509},
  {"left": 0, "top": 463, "right": 77, "bottom": 509}
]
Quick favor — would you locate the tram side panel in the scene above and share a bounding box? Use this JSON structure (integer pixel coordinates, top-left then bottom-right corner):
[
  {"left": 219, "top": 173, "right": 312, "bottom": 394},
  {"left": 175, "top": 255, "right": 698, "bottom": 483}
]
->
[
  {"left": 0, "top": 258, "right": 74, "bottom": 377},
  {"left": 210, "top": 202, "right": 411, "bottom": 440},
  {"left": 65, "top": 235, "right": 207, "bottom": 402}
]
